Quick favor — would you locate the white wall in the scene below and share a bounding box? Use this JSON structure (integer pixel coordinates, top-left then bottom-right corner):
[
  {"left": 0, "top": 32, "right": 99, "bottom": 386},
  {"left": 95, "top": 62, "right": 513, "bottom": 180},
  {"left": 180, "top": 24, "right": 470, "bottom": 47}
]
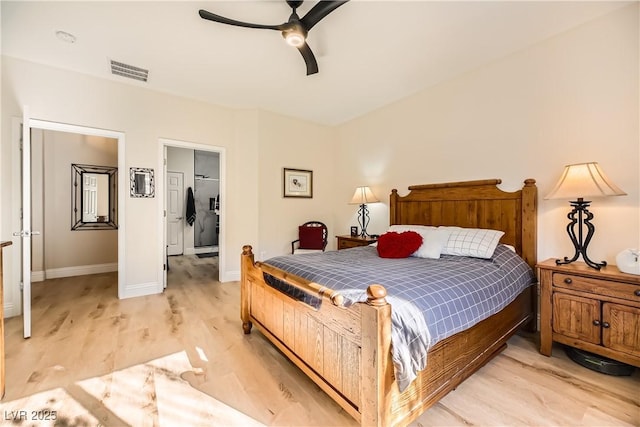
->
[
  {"left": 43, "top": 130, "right": 118, "bottom": 271},
  {"left": 256, "top": 110, "right": 337, "bottom": 259},
  {"left": 334, "top": 4, "right": 639, "bottom": 264}
]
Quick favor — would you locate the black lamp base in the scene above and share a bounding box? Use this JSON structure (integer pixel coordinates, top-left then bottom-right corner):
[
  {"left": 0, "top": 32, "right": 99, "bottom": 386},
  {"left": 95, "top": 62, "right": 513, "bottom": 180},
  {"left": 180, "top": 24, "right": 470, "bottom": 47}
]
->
[
  {"left": 557, "top": 198, "right": 606, "bottom": 270},
  {"left": 556, "top": 257, "right": 606, "bottom": 270},
  {"left": 356, "top": 203, "right": 371, "bottom": 237}
]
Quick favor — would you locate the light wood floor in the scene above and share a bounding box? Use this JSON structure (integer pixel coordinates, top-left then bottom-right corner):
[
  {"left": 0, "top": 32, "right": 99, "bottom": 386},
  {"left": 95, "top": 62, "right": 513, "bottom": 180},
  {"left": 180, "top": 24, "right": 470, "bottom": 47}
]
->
[{"left": 2, "top": 255, "right": 639, "bottom": 426}]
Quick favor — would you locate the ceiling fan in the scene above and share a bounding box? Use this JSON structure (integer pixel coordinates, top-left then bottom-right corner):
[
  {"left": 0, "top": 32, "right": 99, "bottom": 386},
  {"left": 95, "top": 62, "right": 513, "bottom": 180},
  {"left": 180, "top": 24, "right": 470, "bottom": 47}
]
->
[{"left": 199, "top": 1, "right": 349, "bottom": 76}]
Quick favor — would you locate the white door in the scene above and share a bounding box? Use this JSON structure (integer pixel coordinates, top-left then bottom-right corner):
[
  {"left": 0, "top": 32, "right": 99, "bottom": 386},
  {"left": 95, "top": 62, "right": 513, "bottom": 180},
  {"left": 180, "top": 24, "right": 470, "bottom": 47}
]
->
[
  {"left": 83, "top": 174, "right": 98, "bottom": 222},
  {"left": 167, "top": 172, "right": 184, "bottom": 256},
  {"left": 16, "top": 108, "right": 37, "bottom": 338}
]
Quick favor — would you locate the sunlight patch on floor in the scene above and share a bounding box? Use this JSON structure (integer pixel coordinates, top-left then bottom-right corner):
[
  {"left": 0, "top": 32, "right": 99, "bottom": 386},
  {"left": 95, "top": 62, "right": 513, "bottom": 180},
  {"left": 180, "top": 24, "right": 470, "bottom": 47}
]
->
[
  {"left": 195, "top": 346, "right": 209, "bottom": 363},
  {"left": 1, "top": 351, "right": 264, "bottom": 426}
]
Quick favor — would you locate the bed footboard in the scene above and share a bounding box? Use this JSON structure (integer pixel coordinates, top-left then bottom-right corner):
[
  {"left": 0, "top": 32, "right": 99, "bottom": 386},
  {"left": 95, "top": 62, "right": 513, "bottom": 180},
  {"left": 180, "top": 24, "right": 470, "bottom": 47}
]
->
[{"left": 241, "top": 245, "right": 394, "bottom": 424}]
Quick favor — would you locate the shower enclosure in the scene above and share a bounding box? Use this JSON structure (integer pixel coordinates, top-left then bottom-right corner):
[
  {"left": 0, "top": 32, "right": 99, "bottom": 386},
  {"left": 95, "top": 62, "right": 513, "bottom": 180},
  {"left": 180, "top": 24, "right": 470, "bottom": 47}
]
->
[{"left": 194, "top": 150, "right": 219, "bottom": 249}]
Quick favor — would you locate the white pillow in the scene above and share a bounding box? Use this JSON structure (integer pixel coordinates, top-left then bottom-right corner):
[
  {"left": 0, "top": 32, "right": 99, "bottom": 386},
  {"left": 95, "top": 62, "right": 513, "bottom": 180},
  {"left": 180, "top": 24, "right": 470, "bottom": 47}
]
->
[
  {"left": 440, "top": 227, "right": 505, "bottom": 259},
  {"left": 387, "top": 225, "right": 450, "bottom": 259},
  {"left": 503, "top": 244, "right": 516, "bottom": 253},
  {"left": 413, "top": 227, "right": 453, "bottom": 259}
]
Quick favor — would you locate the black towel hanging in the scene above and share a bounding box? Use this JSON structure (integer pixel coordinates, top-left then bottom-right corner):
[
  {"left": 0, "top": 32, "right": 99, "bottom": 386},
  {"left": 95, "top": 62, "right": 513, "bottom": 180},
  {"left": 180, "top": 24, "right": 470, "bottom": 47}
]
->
[{"left": 186, "top": 187, "right": 196, "bottom": 226}]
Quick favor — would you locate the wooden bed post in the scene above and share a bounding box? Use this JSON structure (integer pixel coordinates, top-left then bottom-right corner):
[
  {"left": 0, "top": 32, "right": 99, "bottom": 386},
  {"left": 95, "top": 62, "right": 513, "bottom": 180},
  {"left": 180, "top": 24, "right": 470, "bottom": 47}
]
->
[
  {"left": 360, "top": 284, "right": 393, "bottom": 427},
  {"left": 520, "top": 179, "right": 537, "bottom": 270},
  {"left": 389, "top": 189, "right": 399, "bottom": 225},
  {"left": 241, "top": 245, "right": 254, "bottom": 334},
  {"left": 521, "top": 179, "right": 538, "bottom": 332}
]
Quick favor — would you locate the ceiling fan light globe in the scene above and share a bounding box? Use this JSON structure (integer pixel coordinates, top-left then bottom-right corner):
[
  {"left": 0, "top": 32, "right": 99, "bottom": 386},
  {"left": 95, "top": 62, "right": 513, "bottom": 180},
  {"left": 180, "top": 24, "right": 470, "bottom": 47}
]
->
[{"left": 284, "top": 31, "right": 305, "bottom": 47}]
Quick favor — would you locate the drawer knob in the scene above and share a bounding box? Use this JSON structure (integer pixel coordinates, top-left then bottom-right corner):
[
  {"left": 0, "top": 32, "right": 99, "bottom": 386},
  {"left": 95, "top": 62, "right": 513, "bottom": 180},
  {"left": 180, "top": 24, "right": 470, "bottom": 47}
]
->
[
  {"left": 564, "top": 278, "right": 572, "bottom": 284},
  {"left": 602, "top": 322, "right": 610, "bottom": 329},
  {"left": 593, "top": 320, "right": 600, "bottom": 326},
  {"left": 635, "top": 289, "right": 640, "bottom": 297}
]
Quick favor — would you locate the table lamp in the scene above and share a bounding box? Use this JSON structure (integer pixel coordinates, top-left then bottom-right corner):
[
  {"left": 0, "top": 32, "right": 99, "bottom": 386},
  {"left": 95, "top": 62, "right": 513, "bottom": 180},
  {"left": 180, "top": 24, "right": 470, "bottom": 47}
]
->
[
  {"left": 545, "top": 162, "right": 626, "bottom": 269},
  {"left": 349, "top": 186, "right": 379, "bottom": 237}
]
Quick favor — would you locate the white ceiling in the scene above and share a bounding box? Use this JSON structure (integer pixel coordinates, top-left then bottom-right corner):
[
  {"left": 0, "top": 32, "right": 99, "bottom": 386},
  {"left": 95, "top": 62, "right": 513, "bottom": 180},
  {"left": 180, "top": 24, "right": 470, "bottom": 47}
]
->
[{"left": 1, "top": 1, "right": 630, "bottom": 126}]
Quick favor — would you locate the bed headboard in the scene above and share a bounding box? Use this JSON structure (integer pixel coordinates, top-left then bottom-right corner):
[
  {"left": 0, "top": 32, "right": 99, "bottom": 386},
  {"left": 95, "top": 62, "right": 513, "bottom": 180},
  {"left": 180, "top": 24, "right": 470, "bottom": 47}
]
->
[{"left": 389, "top": 179, "right": 537, "bottom": 268}]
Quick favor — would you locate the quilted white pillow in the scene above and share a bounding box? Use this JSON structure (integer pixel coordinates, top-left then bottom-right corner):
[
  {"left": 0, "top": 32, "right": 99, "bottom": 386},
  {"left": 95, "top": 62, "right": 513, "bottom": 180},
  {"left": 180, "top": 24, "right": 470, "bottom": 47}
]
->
[
  {"left": 440, "top": 227, "right": 505, "bottom": 259},
  {"left": 387, "top": 225, "right": 451, "bottom": 259}
]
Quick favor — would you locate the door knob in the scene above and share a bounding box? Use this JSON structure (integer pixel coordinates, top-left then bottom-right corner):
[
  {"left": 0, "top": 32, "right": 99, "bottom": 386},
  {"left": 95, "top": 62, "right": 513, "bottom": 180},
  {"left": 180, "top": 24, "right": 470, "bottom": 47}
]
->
[{"left": 12, "top": 230, "right": 41, "bottom": 237}]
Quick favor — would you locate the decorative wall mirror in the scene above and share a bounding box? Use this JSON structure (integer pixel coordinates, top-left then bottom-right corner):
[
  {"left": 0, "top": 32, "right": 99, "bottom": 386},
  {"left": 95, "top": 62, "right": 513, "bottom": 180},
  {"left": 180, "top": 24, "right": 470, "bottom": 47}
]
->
[
  {"left": 72, "top": 163, "right": 118, "bottom": 230},
  {"left": 130, "top": 167, "right": 155, "bottom": 197}
]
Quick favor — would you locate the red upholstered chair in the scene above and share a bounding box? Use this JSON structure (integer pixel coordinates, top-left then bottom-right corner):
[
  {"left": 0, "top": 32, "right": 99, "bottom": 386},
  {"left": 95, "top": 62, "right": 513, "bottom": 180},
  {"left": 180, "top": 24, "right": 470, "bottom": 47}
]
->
[{"left": 291, "top": 221, "right": 328, "bottom": 254}]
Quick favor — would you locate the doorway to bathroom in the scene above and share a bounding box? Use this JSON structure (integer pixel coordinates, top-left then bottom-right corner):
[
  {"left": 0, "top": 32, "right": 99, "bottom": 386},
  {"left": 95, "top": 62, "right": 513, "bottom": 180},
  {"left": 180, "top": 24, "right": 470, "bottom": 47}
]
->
[{"left": 160, "top": 139, "right": 225, "bottom": 289}]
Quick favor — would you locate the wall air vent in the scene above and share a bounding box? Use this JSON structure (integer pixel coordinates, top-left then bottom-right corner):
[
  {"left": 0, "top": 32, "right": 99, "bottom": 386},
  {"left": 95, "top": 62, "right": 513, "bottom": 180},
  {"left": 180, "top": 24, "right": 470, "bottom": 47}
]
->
[{"left": 110, "top": 60, "right": 149, "bottom": 82}]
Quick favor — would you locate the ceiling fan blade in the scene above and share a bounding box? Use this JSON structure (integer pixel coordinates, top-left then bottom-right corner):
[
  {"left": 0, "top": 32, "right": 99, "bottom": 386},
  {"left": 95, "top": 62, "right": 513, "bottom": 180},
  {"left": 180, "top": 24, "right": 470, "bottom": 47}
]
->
[
  {"left": 297, "top": 43, "right": 319, "bottom": 76},
  {"left": 300, "top": 1, "right": 349, "bottom": 31},
  {"left": 199, "top": 9, "right": 284, "bottom": 30}
]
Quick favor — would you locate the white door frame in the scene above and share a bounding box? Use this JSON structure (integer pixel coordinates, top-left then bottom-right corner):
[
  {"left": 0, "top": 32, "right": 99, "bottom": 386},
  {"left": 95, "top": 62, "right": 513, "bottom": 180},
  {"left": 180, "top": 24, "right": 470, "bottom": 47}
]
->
[
  {"left": 158, "top": 138, "right": 226, "bottom": 288},
  {"left": 19, "top": 108, "right": 33, "bottom": 338},
  {"left": 15, "top": 116, "right": 126, "bottom": 320}
]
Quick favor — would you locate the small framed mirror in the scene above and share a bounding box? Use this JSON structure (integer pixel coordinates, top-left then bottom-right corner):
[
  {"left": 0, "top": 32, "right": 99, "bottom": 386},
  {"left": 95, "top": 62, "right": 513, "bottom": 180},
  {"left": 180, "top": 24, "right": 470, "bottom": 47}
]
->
[
  {"left": 130, "top": 167, "right": 155, "bottom": 198},
  {"left": 72, "top": 164, "right": 118, "bottom": 230}
]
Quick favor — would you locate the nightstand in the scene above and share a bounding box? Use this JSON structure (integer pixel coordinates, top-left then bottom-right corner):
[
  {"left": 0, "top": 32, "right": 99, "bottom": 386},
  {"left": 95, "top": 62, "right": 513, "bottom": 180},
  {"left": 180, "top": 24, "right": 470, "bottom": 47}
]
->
[
  {"left": 537, "top": 259, "right": 640, "bottom": 367},
  {"left": 336, "top": 235, "right": 377, "bottom": 250}
]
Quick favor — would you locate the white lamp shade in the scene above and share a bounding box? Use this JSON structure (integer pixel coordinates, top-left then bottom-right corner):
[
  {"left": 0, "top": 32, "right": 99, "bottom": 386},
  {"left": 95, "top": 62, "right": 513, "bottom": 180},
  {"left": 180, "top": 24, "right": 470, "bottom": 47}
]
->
[
  {"left": 349, "top": 186, "right": 379, "bottom": 204},
  {"left": 545, "top": 162, "right": 626, "bottom": 200}
]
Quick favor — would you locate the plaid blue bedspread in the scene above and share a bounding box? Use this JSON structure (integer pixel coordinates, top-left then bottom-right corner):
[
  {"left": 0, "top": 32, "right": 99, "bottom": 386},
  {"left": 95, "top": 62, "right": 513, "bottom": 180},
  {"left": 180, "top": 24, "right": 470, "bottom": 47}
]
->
[{"left": 263, "top": 244, "right": 535, "bottom": 391}]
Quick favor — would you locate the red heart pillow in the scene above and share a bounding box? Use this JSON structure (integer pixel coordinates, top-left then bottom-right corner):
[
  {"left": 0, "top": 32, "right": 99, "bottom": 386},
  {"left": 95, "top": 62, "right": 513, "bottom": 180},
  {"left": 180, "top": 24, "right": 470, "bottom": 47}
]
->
[{"left": 376, "top": 231, "right": 423, "bottom": 258}]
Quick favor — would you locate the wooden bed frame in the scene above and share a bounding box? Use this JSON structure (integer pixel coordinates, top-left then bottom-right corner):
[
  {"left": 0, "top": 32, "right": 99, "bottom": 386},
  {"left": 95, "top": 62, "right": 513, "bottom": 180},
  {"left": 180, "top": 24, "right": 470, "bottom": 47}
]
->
[{"left": 240, "top": 178, "right": 537, "bottom": 426}]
